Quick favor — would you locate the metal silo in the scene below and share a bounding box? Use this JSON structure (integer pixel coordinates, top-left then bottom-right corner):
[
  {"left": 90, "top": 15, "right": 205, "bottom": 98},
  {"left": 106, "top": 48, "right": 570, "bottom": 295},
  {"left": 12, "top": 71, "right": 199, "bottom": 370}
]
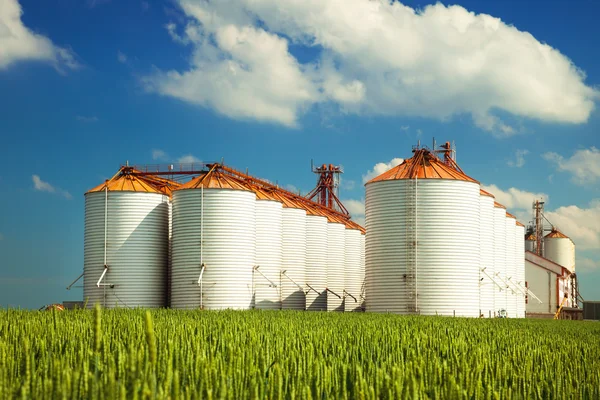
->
[
  {"left": 493, "top": 202, "right": 507, "bottom": 316},
  {"left": 279, "top": 197, "right": 307, "bottom": 310},
  {"left": 327, "top": 219, "right": 346, "bottom": 311},
  {"left": 525, "top": 232, "right": 536, "bottom": 253},
  {"left": 305, "top": 210, "right": 328, "bottom": 311},
  {"left": 505, "top": 213, "right": 517, "bottom": 318},
  {"left": 171, "top": 169, "right": 256, "bottom": 310},
  {"left": 343, "top": 225, "right": 362, "bottom": 311},
  {"left": 515, "top": 222, "right": 526, "bottom": 318},
  {"left": 365, "top": 148, "right": 480, "bottom": 316},
  {"left": 479, "top": 189, "right": 495, "bottom": 318},
  {"left": 253, "top": 188, "right": 283, "bottom": 310},
  {"left": 84, "top": 167, "right": 171, "bottom": 308},
  {"left": 360, "top": 233, "right": 365, "bottom": 310},
  {"left": 544, "top": 228, "right": 575, "bottom": 272}
]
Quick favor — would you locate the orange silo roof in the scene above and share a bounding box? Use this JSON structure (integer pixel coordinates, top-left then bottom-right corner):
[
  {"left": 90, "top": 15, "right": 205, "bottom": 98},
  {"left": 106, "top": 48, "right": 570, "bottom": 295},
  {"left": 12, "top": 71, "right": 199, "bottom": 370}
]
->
[
  {"left": 176, "top": 167, "right": 251, "bottom": 192},
  {"left": 494, "top": 202, "right": 506, "bottom": 209},
  {"left": 516, "top": 221, "right": 525, "bottom": 227},
  {"left": 506, "top": 212, "right": 516, "bottom": 219},
  {"left": 545, "top": 228, "right": 569, "bottom": 239},
  {"left": 480, "top": 189, "right": 495, "bottom": 198},
  {"left": 86, "top": 167, "right": 176, "bottom": 196},
  {"left": 367, "top": 148, "right": 478, "bottom": 184},
  {"left": 525, "top": 232, "right": 536, "bottom": 240}
]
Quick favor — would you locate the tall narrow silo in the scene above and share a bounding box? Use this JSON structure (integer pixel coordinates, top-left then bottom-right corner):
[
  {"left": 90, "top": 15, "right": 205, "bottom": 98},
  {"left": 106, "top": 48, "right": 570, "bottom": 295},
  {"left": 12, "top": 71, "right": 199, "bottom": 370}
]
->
[
  {"left": 493, "top": 202, "right": 507, "bottom": 316},
  {"left": 525, "top": 232, "right": 536, "bottom": 253},
  {"left": 171, "top": 169, "right": 256, "bottom": 310},
  {"left": 544, "top": 228, "right": 575, "bottom": 272},
  {"left": 365, "top": 148, "right": 480, "bottom": 316},
  {"left": 305, "top": 207, "right": 328, "bottom": 311},
  {"left": 360, "top": 233, "right": 366, "bottom": 310},
  {"left": 515, "top": 221, "right": 526, "bottom": 318},
  {"left": 327, "top": 218, "right": 346, "bottom": 312},
  {"left": 479, "top": 189, "right": 495, "bottom": 318},
  {"left": 505, "top": 213, "right": 517, "bottom": 318},
  {"left": 343, "top": 223, "right": 363, "bottom": 312},
  {"left": 253, "top": 187, "right": 283, "bottom": 310},
  {"left": 84, "top": 167, "right": 171, "bottom": 308},
  {"left": 274, "top": 194, "right": 307, "bottom": 310}
]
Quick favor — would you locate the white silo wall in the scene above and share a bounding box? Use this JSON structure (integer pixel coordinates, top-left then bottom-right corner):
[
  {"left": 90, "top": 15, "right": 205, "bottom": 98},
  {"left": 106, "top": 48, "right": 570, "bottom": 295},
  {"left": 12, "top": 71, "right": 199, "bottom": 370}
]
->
[
  {"left": 525, "top": 239, "right": 535, "bottom": 253},
  {"left": 344, "top": 229, "right": 362, "bottom": 312},
  {"left": 479, "top": 195, "right": 495, "bottom": 318},
  {"left": 281, "top": 207, "right": 307, "bottom": 310},
  {"left": 306, "top": 214, "right": 328, "bottom": 311},
  {"left": 366, "top": 180, "right": 480, "bottom": 316},
  {"left": 360, "top": 233, "right": 366, "bottom": 310},
  {"left": 493, "top": 207, "right": 507, "bottom": 316},
  {"left": 327, "top": 222, "right": 346, "bottom": 311},
  {"left": 254, "top": 200, "right": 283, "bottom": 310},
  {"left": 167, "top": 200, "right": 172, "bottom": 307},
  {"left": 544, "top": 237, "right": 575, "bottom": 272},
  {"left": 505, "top": 219, "right": 517, "bottom": 318},
  {"left": 171, "top": 189, "right": 256, "bottom": 310},
  {"left": 84, "top": 191, "right": 169, "bottom": 308},
  {"left": 515, "top": 225, "right": 526, "bottom": 318}
]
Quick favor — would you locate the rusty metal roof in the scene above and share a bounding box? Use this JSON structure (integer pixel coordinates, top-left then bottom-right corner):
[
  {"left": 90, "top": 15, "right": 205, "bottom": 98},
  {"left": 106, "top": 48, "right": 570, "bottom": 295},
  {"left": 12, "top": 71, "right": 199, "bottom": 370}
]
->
[
  {"left": 87, "top": 167, "right": 178, "bottom": 196},
  {"left": 493, "top": 202, "right": 506, "bottom": 209},
  {"left": 506, "top": 212, "right": 516, "bottom": 219},
  {"left": 177, "top": 168, "right": 251, "bottom": 192},
  {"left": 480, "top": 188, "right": 495, "bottom": 198},
  {"left": 525, "top": 233, "right": 536, "bottom": 240},
  {"left": 516, "top": 221, "right": 525, "bottom": 227},
  {"left": 368, "top": 148, "right": 478, "bottom": 183},
  {"left": 545, "top": 228, "right": 569, "bottom": 239}
]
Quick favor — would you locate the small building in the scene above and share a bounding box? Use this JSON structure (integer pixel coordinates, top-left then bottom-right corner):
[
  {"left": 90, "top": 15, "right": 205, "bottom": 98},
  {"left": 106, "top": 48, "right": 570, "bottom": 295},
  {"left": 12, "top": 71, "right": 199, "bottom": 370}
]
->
[
  {"left": 583, "top": 301, "right": 600, "bottom": 320},
  {"left": 525, "top": 251, "right": 575, "bottom": 318}
]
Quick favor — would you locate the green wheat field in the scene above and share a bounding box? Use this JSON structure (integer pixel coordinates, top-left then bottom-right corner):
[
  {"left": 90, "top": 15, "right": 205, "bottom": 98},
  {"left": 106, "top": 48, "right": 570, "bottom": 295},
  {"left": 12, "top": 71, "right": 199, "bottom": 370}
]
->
[{"left": 1, "top": 307, "right": 598, "bottom": 399}]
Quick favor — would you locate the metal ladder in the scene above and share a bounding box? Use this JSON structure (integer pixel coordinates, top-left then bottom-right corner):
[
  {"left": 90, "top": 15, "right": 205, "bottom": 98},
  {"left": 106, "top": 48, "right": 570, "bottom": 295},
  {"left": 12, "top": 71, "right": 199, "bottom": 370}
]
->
[{"left": 405, "top": 177, "right": 418, "bottom": 313}]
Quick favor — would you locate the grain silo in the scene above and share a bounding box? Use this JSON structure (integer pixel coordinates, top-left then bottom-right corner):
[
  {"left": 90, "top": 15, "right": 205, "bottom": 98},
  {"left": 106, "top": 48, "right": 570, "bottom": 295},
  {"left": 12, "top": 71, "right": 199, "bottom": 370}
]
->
[
  {"left": 252, "top": 186, "right": 283, "bottom": 310},
  {"left": 505, "top": 213, "right": 517, "bottom": 318},
  {"left": 275, "top": 194, "right": 307, "bottom": 310},
  {"left": 305, "top": 206, "right": 329, "bottom": 311},
  {"left": 365, "top": 147, "right": 480, "bottom": 316},
  {"left": 170, "top": 168, "right": 256, "bottom": 310},
  {"left": 360, "top": 233, "right": 366, "bottom": 310},
  {"left": 525, "top": 232, "right": 536, "bottom": 253},
  {"left": 544, "top": 228, "right": 575, "bottom": 272},
  {"left": 515, "top": 221, "right": 526, "bottom": 318},
  {"left": 83, "top": 167, "right": 171, "bottom": 308},
  {"left": 343, "top": 221, "right": 363, "bottom": 312},
  {"left": 493, "top": 202, "right": 507, "bottom": 316},
  {"left": 327, "top": 215, "right": 347, "bottom": 312},
  {"left": 479, "top": 189, "right": 495, "bottom": 317}
]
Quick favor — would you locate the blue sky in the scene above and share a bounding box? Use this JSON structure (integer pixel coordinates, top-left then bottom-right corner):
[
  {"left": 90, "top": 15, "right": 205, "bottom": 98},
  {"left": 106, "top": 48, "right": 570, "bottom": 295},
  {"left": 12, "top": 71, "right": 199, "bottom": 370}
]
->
[{"left": 0, "top": 0, "right": 598, "bottom": 308}]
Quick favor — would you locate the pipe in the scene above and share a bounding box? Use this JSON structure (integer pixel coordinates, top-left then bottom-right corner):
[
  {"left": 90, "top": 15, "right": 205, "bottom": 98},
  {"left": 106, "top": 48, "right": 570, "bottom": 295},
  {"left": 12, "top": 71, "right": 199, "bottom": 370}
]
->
[
  {"left": 96, "top": 266, "right": 108, "bottom": 287},
  {"left": 66, "top": 272, "right": 84, "bottom": 290},
  {"left": 254, "top": 266, "right": 278, "bottom": 287},
  {"left": 281, "top": 270, "right": 304, "bottom": 291},
  {"left": 198, "top": 264, "right": 205, "bottom": 309}
]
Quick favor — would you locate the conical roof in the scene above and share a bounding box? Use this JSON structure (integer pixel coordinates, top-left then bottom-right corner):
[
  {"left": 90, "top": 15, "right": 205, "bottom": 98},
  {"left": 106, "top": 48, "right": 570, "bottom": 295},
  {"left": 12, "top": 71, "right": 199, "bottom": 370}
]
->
[
  {"left": 493, "top": 202, "right": 506, "bottom": 209},
  {"left": 545, "top": 228, "right": 569, "bottom": 239},
  {"left": 480, "top": 189, "right": 495, "bottom": 198},
  {"left": 516, "top": 221, "right": 525, "bottom": 227},
  {"left": 86, "top": 167, "right": 176, "bottom": 195},
  {"left": 506, "top": 212, "right": 516, "bottom": 219},
  {"left": 525, "top": 232, "right": 536, "bottom": 240},
  {"left": 176, "top": 169, "right": 251, "bottom": 191},
  {"left": 367, "top": 148, "right": 478, "bottom": 183}
]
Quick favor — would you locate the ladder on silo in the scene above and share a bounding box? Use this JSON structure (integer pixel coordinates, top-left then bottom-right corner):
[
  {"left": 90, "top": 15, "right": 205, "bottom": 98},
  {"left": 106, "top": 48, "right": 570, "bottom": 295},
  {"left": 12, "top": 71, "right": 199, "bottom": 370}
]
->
[{"left": 405, "top": 177, "right": 418, "bottom": 313}]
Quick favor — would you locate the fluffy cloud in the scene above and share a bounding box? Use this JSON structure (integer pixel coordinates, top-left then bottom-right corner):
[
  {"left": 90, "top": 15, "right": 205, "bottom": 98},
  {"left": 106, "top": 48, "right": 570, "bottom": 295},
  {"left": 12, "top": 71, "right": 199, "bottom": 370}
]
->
[
  {"left": 507, "top": 149, "right": 529, "bottom": 168},
  {"left": 545, "top": 200, "right": 600, "bottom": 251},
  {"left": 117, "top": 51, "right": 127, "bottom": 64},
  {"left": 481, "top": 184, "right": 547, "bottom": 211},
  {"left": 343, "top": 199, "right": 365, "bottom": 226},
  {"left": 144, "top": 0, "right": 597, "bottom": 131},
  {"left": 152, "top": 149, "right": 168, "bottom": 161},
  {"left": 0, "top": 0, "right": 78, "bottom": 71},
  {"left": 32, "top": 175, "right": 72, "bottom": 199},
  {"left": 362, "top": 158, "right": 404, "bottom": 183},
  {"left": 543, "top": 147, "right": 600, "bottom": 185},
  {"left": 177, "top": 154, "right": 202, "bottom": 164}
]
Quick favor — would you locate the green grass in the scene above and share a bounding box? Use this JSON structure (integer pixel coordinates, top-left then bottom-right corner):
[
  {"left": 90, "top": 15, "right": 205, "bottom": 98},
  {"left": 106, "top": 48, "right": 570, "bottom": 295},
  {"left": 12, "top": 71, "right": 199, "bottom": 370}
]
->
[{"left": 0, "top": 308, "right": 598, "bottom": 399}]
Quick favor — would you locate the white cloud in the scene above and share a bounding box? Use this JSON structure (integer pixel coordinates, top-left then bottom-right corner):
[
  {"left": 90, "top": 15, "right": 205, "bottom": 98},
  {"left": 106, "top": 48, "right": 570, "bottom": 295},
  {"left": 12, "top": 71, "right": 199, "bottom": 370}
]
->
[
  {"left": 117, "top": 50, "right": 127, "bottom": 64},
  {"left": 340, "top": 178, "right": 355, "bottom": 191},
  {"left": 507, "top": 149, "right": 529, "bottom": 168},
  {"left": 152, "top": 149, "right": 168, "bottom": 161},
  {"left": 76, "top": 115, "right": 98, "bottom": 123},
  {"left": 32, "top": 175, "right": 72, "bottom": 199},
  {"left": 543, "top": 147, "right": 600, "bottom": 185},
  {"left": 577, "top": 256, "right": 599, "bottom": 272},
  {"left": 481, "top": 183, "right": 547, "bottom": 211},
  {"left": 545, "top": 200, "right": 600, "bottom": 251},
  {"left": 362, "top": 157, "right": 404, "bottom": 183},
  {"left": 343, "top": 198, "right": 365, "bottom": 226},
  {"left": 0, "top": 0, "right": 78, "bottom": 71},
  {"left": 177, "top": 154, "right": 201, "bottom": 164},
  {"left": 144, "top": 0, "right": 598, "bottom": 132},
  {"left": 285, "top": 184, "right": 299, "bottom": 194}
]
